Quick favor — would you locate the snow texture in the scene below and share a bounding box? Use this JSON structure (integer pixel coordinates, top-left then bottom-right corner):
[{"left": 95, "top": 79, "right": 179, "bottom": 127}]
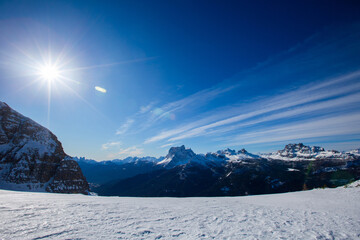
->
[{"left": 0, "top": 186, "right": 359, "bottom": 239}]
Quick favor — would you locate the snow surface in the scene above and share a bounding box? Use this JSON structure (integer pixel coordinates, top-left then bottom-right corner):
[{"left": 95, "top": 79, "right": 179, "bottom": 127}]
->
[{"left": 0, "top": 186, "right": 359, "bottom": 239}]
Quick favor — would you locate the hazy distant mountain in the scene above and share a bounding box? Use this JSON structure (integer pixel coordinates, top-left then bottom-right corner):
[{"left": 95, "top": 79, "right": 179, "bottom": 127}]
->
[
  {"left": 75, "top": 156, "right": 163, "bottom": 186},
  {"left": 0, "top": 101, "right": 89, "bottom": 194}
]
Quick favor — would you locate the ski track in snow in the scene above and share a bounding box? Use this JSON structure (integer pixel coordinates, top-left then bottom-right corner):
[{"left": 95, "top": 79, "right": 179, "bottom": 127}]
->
[{"left": 0, "top": 187, "right": 359, "bottom": 239}]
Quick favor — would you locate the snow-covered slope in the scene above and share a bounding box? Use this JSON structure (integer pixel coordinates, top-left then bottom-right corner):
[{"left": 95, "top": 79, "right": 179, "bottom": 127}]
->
[
  {"left": 0, "top": 101, "right": 89, "bottom": 194},
  {"left": 0, "top": 185, "right": 359, "bottom": 239}
]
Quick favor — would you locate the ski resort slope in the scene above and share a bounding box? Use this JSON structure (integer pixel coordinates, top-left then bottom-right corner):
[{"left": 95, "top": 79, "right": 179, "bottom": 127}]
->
[{"left": 0, "top": 185, "right": 359, "bottom": 239}]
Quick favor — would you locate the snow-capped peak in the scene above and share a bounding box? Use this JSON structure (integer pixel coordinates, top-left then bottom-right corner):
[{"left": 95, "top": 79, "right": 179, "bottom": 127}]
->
[
  {"left": 280, "top": 143, "right": 325, "bottom": 157},
  {"left": 166, "top": 145, "right": 196, "bottom": 159},
  {"left": 216, "top": 148, "right": 237, "bottom": 155},
  {"left": 158, "top": 145, "right": 199, "bottom": 167},
  {"left": 262, "top": 143, "right": 355, "bottom": 161},
  {"left": 348, "top": 149, "right": 360, "bottom": 156},
  {"left": 213, "top": 147, "right": 260, "bottom": 162}
]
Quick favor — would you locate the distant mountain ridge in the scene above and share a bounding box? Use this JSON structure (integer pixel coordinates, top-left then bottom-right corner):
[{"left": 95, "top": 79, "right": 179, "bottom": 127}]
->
[
  {"left": 75, "top": 143, "right": 360, "bottom": 197},
  {"left": 261, "top": 143, "right": 358, "bottom": 161},
  {"left": 76, "top": 143, "right": 359, "bottom": 167},
  {"left": 0, "top": 101, "right": 89, "bottom": 194}
]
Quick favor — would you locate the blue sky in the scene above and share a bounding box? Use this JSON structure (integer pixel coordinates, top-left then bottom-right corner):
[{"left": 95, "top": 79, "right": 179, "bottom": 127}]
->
[{"left": 0, "top": 1, "right": 360, "bottom": 160}]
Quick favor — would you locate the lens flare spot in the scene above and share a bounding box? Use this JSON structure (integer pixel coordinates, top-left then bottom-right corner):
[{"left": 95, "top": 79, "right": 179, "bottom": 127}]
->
[
  {"left": 152, "top": 108, "right": 164, "bottom": 115},
  {"left": 95, "top": 86, "right": 107, "bottom": 93},
  {"left": 169, "top": 113, "right": 176, "bottom": 120}
]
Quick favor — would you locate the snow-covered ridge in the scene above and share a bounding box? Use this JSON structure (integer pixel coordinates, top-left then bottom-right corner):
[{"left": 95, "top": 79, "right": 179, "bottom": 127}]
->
[
  {"left": 261, "top": 143, "right": 358, "bottom": 161},
  {"left": 348, "top": 149, "right": 360, "bottom": 156},
  {"left": 211, "top": 148, "right": 260, "bottom": 162},
  {"left": 156, "top": 143, "right": 359, "bottom": 167}
]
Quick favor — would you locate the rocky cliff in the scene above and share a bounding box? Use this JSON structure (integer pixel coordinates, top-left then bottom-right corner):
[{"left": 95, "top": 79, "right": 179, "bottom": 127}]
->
[{"left": 0, "top": 101, "right": 89, "bottom": 194}]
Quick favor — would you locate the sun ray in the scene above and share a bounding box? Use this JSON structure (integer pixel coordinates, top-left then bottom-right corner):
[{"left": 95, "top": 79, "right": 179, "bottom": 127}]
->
[
  {"left": 47, "top": 77, "right": 52, "bottom": 128},
  {"left": 63, "top": 56, "right": 157, "bottom": 72}
]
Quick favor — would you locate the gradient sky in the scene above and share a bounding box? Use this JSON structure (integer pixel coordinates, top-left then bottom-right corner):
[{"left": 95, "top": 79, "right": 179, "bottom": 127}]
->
[{"left": 0, "top": 0, "right": 360, "bottom": 160}]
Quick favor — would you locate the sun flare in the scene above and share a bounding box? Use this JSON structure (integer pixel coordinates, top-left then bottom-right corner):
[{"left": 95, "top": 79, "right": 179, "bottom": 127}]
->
[{"left": 39, "top": 64, "right": 60, "bottom": 81}]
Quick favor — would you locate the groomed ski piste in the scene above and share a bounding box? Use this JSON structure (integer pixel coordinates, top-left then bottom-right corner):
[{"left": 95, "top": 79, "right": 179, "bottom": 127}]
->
[{"left": 1, "top": 181, "right": 359, "bottom": 240}]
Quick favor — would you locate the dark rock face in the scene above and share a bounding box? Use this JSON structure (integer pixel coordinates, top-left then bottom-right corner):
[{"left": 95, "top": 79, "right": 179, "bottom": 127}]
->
[
  {"left": 47, "top": 159, "right": 89, "bottom": 194},
  {"left": 0, "top": 101, "right": 89, "bottom": 194}
]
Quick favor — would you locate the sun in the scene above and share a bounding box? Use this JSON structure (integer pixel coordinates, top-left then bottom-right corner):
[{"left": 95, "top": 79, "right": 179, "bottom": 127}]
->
[{"left": 39, "top": 64, "right": 60, "bottom": 82}]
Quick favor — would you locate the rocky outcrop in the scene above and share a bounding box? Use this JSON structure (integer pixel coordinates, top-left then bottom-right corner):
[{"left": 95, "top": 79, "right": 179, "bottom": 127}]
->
[
  {"left": 47, "top": 159, "right": 89, "bottom": 193},
  {"left": 0, "top": 101, "right": 89, "bottom": 194}
]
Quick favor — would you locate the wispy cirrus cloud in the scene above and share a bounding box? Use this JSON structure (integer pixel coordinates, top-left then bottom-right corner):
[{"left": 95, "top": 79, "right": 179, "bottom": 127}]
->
[
  {"left": 159, "top": 142, "right": 180, "bottom": 149},
  {"left": 115, "top": 83, "right": 238, "bottom": 137},
  {"left": 116, "top": 118, "right": 134, "bottom": 135},
  {"left": 143, "top": 24, "right": 360, "bottom": 148},
  {"left": 145, "top": 70, "right": 360, "bottom": 144},
  {"left": 101, "top": 141, "right": 122, "bottom": 150},
  {"left": 116, "top": 146, "right": 143, "bottom": 157},
  {"left": 139, "top": 103, "right": 153, "bottom": 114},
  {"left": 101, "top": 140, "right": 143, "bottom": 159},
  {"left": 225, "top": 112, "right": 360, "bottom": 146}
]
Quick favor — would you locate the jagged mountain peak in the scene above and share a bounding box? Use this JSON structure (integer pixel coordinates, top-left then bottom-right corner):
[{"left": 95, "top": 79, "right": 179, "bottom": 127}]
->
[
  {"left": 166, "top": 145, "right": 195, "bottom": 158},
  {"left": 262, "top": 143, "right": 355, "bottom": 161},
  {"left": 281, "top": 143, "right": 325, "bottom": 155},
  {"left": 158, "top": 145, "right": 199, "bottom": 167},
  {"left": 278, "top": 143, "right": 326, "bottom": 158},
  {"left": 212, "top": 147, "right": 259, "bottom": 162},
  {"left": 216, "top": 148, "right": 237, "bottom": 155},
  {"left": 238, "top": 148, "right": 248, "bottom": 154}
]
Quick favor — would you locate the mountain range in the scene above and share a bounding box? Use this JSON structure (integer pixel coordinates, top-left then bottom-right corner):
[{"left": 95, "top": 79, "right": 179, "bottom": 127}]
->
[
  {"left": 76, "top": 144, "right": 360, "bottom": 197},
  {"left": 1, "top": 100, "right": 359, "bottom": 197}
]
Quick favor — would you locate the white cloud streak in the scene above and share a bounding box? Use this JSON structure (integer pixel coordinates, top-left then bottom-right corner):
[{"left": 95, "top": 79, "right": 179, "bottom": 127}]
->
[
  {"left": 117, "top": 146, "right": 143, "bottom": 157},
  {"left": 146, "top": 70, "right": 360, "bottom": 143},
  {"left": 143, "top": 25, "right": 360, "bottom": 145},
  {"left": 101, "top": 141, "right": 122, "bottom": 150},
  {"left": 226, "top": 112, "right": 360, "bottom": 146},
  {"left": 116, "top": 118, "right": 134, "bottom": 135}
]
